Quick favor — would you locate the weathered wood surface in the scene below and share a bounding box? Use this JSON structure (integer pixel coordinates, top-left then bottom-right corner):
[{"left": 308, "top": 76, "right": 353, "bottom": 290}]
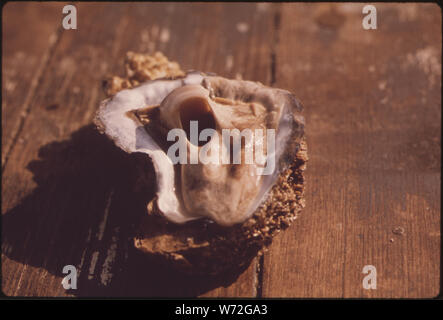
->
[
  {"left": 2, "top": 2, "right": 441, "bottom": 297},
  {"left": 2, "top": 2, "right": 67, "bottom": 167},
  {"left": 262, "top": 3, "right": 441, "bottom": 298}
]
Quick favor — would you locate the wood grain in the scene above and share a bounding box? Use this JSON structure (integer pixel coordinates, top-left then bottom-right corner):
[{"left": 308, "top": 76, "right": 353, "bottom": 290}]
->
[
  {"left": 262, "top": 3, "right": 441, "bottom": 298},
  {"left": 1, "top": 2, "right": 274, "bottom": 297},
  {"left": 2, "top": 2, "right": 67, "bottom": 168}
]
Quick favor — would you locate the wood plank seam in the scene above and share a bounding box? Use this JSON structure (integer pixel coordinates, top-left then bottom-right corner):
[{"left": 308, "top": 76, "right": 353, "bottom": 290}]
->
[
  {"left": 255, "top": 4, "right": 282, "bottom": 298},
  {"left": 1, "top": 26, "right": 64, "bottom": 172},
  {"left": 341, "top": 189, "right": 348, "bottom": 298},
  {"left": 270, "top": 6, "right": 281, "bottom": 87},
  {"left": 255, "top": 255, "right": 264, "bottom": 297}
]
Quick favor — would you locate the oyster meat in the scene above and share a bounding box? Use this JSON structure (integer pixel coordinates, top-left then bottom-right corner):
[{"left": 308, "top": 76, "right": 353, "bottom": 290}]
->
[{"left": 95, "top": 72, "right": 304, "bottom": 227}]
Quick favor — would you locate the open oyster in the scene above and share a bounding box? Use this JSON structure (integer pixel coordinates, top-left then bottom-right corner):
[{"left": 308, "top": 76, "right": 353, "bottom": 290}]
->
[{"left": 95, "top": 72, "right": 305, "bottom": 227}]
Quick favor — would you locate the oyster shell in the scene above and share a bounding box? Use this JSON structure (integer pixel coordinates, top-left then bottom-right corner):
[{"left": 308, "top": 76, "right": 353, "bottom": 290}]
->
[{"left": 95, "top": 72, "right": 304, "bottom": 227}]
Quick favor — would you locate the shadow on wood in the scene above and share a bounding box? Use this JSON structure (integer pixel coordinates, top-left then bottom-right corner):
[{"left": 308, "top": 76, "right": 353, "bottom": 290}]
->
[{"left": 2, "top": 124, "right": 250, "bottom": 297}]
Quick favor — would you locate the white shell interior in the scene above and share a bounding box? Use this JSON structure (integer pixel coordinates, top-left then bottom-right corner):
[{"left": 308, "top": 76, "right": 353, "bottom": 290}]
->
[{"left": 97, "top": 73, "right": 205, "bottom": 223}]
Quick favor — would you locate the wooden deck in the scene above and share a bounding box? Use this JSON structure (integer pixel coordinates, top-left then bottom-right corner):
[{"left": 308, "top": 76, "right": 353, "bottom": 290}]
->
[{"left": 2, "top": 2, "right": 441, "bottom": 298}]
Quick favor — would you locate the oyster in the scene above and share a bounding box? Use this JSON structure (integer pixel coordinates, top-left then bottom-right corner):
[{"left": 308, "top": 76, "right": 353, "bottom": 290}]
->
[{"left": 95, "top": 72, "right": 305, "bottom": 227}]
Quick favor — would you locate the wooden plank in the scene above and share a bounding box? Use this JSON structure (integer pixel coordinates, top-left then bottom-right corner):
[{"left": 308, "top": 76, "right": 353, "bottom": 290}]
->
[
  {"left": 262, "top": 3, "right": 440, "bottom": 297},
  {"left": 2, "top": 2, "right": 131, "bottom": 297},
  {"left": 2, "top": 2, "right": 68, "bottom": 168},
  {"left": 2, "top": 2, "right": 274, "bottom": 297}
]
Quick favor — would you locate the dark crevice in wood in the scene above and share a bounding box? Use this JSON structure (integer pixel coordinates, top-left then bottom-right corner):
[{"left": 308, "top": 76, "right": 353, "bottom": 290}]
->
[
  {"left": 341, "top": 210, "right": 348, "bottom": 297},
  {"left": 270, "top": 53, "right": 276, "bottom": 86},
  {"left": 255, "top": 254, "right": 264, "bottom": 297},
  {"left": 270, "top": 6, "right": 281, "bottom": 86},
  {"left": 255, "top": 5, "right": 282, "bottom": 297},
  {"left": 1, "top": 26, "right": 64, "bottom": 173},
  {"left": 341, "top": 178, "right": 349, "bottom": 298}
]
